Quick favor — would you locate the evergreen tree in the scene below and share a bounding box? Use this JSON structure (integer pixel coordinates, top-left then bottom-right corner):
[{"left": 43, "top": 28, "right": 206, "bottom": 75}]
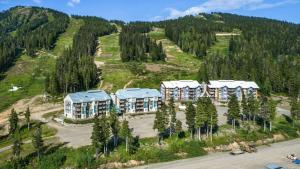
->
[
  {"left": 247, "top": 94, "right": 259, "bottom": 122},
  {"left": 25, "top": 106, "right": 31, "bottom": 130},
  {"left": 260, "top": 96, "right": 269, "bottom": 132},
  {"left": 268, "top": 99, "right": 277, "bottom": 131},
  {"left": 195, "top": 98, "right": 207, "bottom": 141},
  {"left": 109, "top": 109, "right": 120, "bottom": 147},
  {"left": 9, "top": 108, "right": 18, "bottom": 135},
  {"left": 206, "top": 98, "right": 218, "bottom": 142},
  {"left": 241, "top": 93, "right": 249, "bottom": 121},
  {"left": 153, "top": 107, "right": 168, "bottom": 144},
  {"left": 291, "top": 98, "right": 300, "bottom": 127},
  {"left": 99, "top": 114, "right": 110, "bottom": 155},
  {"left": 32, "top": 123, "right": 43, "bottom": 159},
  {"left": 168, "top": 98, "right": 176, "bottom": 137},
  {"left": 120, "top": 119, "right": 132, "bottom": 152},
  {"left": 91, "top": 116, "right": 101, "bottom": 158},
  {"left": 175, "top": 120, "right": 182, "bottom": 139},
  {"left": 185, "top": 102, "right": 196, "bottom": 139},
  {"left": 12, "top": 128, "right": 22, "bottom": 159},
  {"left": 228, "top": 95, "right": 240, "bottom": 130}
]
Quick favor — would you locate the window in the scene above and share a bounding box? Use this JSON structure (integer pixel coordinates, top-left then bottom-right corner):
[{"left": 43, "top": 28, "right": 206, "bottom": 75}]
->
[
  {"left": 144, "top": 101, "right": 148, "bottom": 108},
  {"left": 153, "top": 101, "right": 157, "bottom": 108}
]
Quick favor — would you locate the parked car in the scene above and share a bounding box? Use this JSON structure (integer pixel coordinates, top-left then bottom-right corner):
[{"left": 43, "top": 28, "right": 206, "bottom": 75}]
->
[
  {"left": 265, "top": 163, "right": 285, "bottom": 169},
  {"left": 230, "top": 149, "right": 244, "bottom": 155}
]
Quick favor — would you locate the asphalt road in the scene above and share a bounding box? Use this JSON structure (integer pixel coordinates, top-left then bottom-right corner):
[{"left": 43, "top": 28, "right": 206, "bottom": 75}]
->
[{"left": 132, "top": 138, "right": 300, "bottom": 169}]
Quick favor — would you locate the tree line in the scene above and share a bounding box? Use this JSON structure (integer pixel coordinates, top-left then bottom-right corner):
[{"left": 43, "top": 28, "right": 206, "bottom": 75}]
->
[
  {"left": 197, "top": 13, "right": 300, "bottom": 96},
  {"left": 119, "top": 23, "right": 166, "bottom": 62},
  {"left": 157, "top": 15, "right": 218, "bottom": 58},
  {"left": 45, "top": 16, "right": 117, "bottom": 95}
]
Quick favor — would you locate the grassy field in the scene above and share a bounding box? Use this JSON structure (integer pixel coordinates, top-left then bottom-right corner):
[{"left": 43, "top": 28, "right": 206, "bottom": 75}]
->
[
  {"left": 52, "top": 18, "right": 84, "bottom": 56},
  {"left": 0, "top": 54, "right": 55, "bottom": 112},
  {"left": 95, "top": 33, "right": 137, "bottom": 92},
  {"left": 207, "top": 36, "right": 231, "bottom": 57},
  {"left": 95, "top": 28, "right": 203, "bottom": 92}
]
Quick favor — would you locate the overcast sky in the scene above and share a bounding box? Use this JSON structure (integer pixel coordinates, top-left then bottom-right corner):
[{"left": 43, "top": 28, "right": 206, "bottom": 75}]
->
[{"left": 0, "top": 0, "right": 299, "bottom": 23}]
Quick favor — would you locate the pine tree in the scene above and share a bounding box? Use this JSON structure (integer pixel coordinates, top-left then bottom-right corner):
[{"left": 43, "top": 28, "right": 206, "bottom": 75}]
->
[
  {"left": 195, "top": 98, "right": 207, "bottom": 141},
  {"left": 241, "top": 92, "right": 249, "bottom": 121},
  {"left": 120, "top": 119, "right": 132, "bottom": 152},
  {"left": 175, "top": 120, "right": 182, "bottom": 139},
  {"left": 206, "top": 98, "right": 218, "bottom": 142},
  {"left": 91, "top": 116, "right": 101, "bottom": 158},
  {"left": 32, "top": 123, "right": 43, "bottom": 159},
  {"left": 99, "top": 114, "right": 110, "bottom": 156},
  {"left": 185, "top": 102, "right": 196, "bottom": 139},
  {"left": 9, "top": 108, "right": 19, "bottom": 135},
  {"left": 268, "top": 99, "right": 276, "bottom": 131},
  {"left": 12, "top": 128, "right": 22, "bottom": 159},
  {"left": 25, "top": 106, "right": 31, "bottom": 130},
  {"left": 168, "top": 98, "right": 176, "bottom": 137},
  {"left": 260, "top": 96, "right": 269, "bottom": 132},
  {"left": 228, "top": 95, "right": 240, "bottom": 131},
  {"left": 153, "top": 107, "right": 168, "bottom": 144},
  {"left": 109, "top": 109, "right": 120, "bottom": 147},
  {"left": 291, "top": 98, "right": 300, "bottom": 127},
  {"left": 248, "top": 94, "right": 259, "bottom": 122}
]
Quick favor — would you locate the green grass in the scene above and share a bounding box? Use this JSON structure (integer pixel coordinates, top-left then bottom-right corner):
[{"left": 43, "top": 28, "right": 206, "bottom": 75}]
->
[
  {"left": 0, "top": 121, "right": 57, "bottom": 149},
  {"left": 207, "top": 36, "right": 231, "bottom": 57},
  {"left": 97, "top": 33, "right": 120, "bottom": 61},
  {"left": 0, "top": 54, "right": 55, "bottom": 112},
  {"left": 42, "top": 111, "right": 62, "bottom": 119},
  {"left": 52, "top": 18, "right": 84, "bottom": 56}
]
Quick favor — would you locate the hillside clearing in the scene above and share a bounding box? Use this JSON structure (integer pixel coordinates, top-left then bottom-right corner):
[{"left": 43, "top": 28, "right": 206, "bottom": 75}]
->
[{"left": 52, "top": 18, "right": 84, "bottom": 56}]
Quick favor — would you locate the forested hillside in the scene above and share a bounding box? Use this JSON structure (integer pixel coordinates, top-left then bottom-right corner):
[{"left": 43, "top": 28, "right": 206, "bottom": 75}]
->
[
  {"left": 119, "top": 23, "right": 166, "bottom": 62},
  {"left": 46, "top": 16, "right": 117, "bottom": 94},
  {"left": 151, "top": 13, "right": 300, "bottom": 96},
  {"left": 196, "top": 13, "right": 300, "bottom": 96},
  {"left": 0, "top": 6, "right": 69, "bottom": 74}
]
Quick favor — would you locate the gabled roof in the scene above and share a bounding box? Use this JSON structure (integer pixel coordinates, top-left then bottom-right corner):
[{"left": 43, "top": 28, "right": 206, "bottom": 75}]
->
[
  {"left": 208, "top": 80, "right": 259, "bottom": 89},
  {"left": 115, "top": 88, "right": 162, "bottom": 99},
  {"left": 66, "top": 90, "right": 111, "bottom": 103},
  {"left": 162, "top": 80, "right": 201, "bottom": 88}
]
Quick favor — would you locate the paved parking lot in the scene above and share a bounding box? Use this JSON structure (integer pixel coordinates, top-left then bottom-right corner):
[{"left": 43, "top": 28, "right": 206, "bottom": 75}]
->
[{"left": 30, "top": 104, "right": 288, "bottom": 147}]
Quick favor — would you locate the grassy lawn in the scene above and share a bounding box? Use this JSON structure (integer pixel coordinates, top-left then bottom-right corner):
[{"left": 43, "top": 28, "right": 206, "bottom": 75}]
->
[
  {"left": 0, "top": 54, "right": 55, "bottom": 112},
  {"left": 52, "top": 18, "right": 84, "bottom": 56}
]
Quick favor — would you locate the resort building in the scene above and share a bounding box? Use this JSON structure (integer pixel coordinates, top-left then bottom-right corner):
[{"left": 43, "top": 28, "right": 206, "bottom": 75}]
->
[
  {"left": 208, "top": 80, "right": 259, "bottom": 102},
  {"left": 160, "top": 80, "right": 208, "bottom": 102},
  {"left": 64, "top": 90, "right": 112, "bottom": 119},
  {"left": 111, "top": 88, "right": 162, "bottom": 114}
]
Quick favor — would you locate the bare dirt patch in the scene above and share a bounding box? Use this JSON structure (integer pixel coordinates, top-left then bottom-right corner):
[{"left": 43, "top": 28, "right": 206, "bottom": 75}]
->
[
  {"left": 94, "top": 61, "right": 105, "bottom": 68},
  {"left": 145, "top": 64, "right": 162, "bottom": 72}
]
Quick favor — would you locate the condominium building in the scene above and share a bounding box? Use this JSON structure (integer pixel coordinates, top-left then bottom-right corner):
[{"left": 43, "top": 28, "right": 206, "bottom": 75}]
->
[
  {"left": 111, "top": 88, "right": 162, "bottom": 114},
  {"left": 64, "top": 90, "right": 111, "bottom": 119},
  {"left": 160, "top": 80, "right": 208, "bottom": 102},
  {"left": 208, "top": 80, "right": 259, "bottom": 102}
]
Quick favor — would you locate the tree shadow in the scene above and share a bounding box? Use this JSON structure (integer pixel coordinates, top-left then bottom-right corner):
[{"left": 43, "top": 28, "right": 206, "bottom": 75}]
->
[{"left": 282, "top": 114, "right": 293, "bottom": 124}]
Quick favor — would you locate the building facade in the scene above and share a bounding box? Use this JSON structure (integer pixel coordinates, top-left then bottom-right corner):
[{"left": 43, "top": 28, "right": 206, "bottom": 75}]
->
[
  {"left": 208, "top": 80, "right": 259, "bottom": 102},
  {"left": 160, "top": 80, "right": 208, "bottom": 102},
  {"left": 64, "top": 90, "right": 111, "bottom": 119},
  {"left": 112, "top": 88, "right": 162, "bottom": 114}
]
